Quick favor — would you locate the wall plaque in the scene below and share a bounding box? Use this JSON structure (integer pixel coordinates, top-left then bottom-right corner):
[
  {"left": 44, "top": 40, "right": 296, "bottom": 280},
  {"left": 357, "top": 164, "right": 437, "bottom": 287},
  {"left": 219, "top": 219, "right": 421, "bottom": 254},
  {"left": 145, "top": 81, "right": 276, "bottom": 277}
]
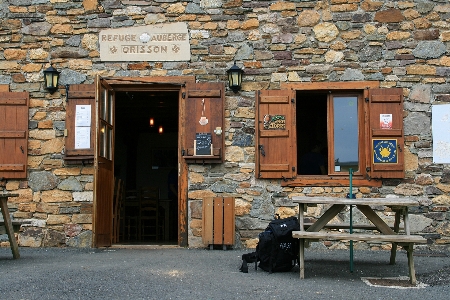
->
[
  {"left": 373, "top": 139, "right": 398, "bottom": 164},
  {"left": 263, "top": 114, "right": 286, "bottom": 130},
  {"left": 99, "top": 23, "right": 190, "bottom": 61}
]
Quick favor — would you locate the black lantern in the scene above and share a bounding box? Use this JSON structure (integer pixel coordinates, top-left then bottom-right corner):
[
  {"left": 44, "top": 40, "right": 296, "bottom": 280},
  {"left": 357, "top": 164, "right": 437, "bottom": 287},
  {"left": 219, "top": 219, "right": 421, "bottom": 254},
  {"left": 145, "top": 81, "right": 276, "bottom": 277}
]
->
[
  {"left": 43, "top": 65, "right": 60, "bottom": 94},
  {"left": 226, "top": 61, "right": 244, "bottom": 93}
]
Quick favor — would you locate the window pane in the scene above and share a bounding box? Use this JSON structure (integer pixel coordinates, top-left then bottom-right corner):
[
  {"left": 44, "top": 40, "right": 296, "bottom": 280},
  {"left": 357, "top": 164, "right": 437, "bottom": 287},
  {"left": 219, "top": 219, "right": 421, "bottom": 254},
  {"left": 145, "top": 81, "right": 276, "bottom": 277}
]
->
[
  {"left": 296, "top": 93, "right": 328, "bottom": 175},
  {"left": 101, "top": 89, "right": 107, "bottom": 120},
  {"left": 108, "top": 92, "right": 113, "bottom": 124},
  {"left": 100, "top": 123, "right": 106, "bottom": 158},
  {"left": 333, "top": 96, "right": 358, "bottom": 173},
  {"left": 107, "top": 126, "right": 112, "bottom": 160}
]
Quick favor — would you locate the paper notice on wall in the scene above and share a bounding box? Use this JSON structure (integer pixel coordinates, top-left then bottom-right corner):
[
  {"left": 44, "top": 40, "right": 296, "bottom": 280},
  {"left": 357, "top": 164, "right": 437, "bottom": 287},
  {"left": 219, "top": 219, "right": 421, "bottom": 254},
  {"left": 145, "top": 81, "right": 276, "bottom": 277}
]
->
[
  {"left": 75, "top": 105, "right": 91, "bottom": 127},
  {"left": 75, "top": 126, "right": 90, "bottom": 149},
  {"left": 380, "top": 114, "right": 392, "bottom": 129},
  {"left": 74, "top": 105, "right": 91, "bottom": 149},
  {"left": 432, "top": 104, "right": 450, "bottom": 163}
]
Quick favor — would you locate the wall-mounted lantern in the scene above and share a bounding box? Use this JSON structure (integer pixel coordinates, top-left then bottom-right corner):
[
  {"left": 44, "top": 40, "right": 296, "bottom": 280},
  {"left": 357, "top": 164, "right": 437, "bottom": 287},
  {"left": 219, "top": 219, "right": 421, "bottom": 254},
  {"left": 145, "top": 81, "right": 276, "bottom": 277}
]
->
[
  {"left": 43, "top": 65, "right": 60, "bottom": 94},
  {"left": 226, "top": 61, "right": 244, "bottom": 93}
]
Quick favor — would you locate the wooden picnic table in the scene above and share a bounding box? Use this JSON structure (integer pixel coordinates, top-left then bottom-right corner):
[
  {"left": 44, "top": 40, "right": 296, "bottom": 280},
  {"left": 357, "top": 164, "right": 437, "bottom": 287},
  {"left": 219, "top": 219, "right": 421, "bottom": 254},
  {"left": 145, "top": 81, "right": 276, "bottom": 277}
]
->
[
  {"left": 292, "top": 196, "right": 427, "bottom": 284},
  {"left": 0, "top": 193, "right": 20, "bottom": 259}
]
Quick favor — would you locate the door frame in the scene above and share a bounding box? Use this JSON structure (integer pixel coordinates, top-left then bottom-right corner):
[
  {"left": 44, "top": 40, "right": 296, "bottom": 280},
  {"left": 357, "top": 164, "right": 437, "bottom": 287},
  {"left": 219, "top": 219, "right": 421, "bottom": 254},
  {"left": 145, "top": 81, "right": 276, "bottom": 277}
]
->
[{"left": 93, "top": 76, "right": 195, "bottom": 247}]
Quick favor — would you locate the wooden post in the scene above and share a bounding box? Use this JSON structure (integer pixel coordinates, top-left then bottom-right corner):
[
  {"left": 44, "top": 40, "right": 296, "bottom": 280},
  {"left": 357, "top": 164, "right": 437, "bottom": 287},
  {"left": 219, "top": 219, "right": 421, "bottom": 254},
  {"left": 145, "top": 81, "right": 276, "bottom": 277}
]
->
[{"left": 202, "top": 197, "right": 214, "bottom": 246}]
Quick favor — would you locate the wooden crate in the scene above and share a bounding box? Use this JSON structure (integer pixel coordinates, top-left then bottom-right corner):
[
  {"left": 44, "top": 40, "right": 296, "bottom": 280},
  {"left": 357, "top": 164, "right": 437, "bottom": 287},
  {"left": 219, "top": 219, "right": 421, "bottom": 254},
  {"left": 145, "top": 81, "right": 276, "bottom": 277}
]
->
[{"left": 202, "top": 197, "right": 235, "bottom": 250}]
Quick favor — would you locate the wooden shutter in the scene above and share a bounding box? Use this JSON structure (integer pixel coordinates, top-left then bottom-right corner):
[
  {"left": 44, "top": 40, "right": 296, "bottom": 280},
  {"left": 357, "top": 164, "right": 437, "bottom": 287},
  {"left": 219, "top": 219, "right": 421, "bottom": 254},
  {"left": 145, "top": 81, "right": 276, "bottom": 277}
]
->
[
  {"left": 256, "top": 90, "right": 296, "bottom": 179},
  {"left": 182, "top": 82, "right": 224, "bottom": 163},
  {"left": 367, "top": 88, "right": 404, "bottom": 179},
  {"left": 64, "top": 84, "right": 95, "bottom": 161},
  {"left": 0, "top": 91, "right": 29, "bottom": 179}
]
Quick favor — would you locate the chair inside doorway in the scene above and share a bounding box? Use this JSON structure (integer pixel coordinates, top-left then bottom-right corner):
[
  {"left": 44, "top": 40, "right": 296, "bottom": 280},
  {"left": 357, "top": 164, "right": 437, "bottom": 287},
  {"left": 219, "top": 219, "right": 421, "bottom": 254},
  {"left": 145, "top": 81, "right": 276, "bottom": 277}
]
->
[
  {"left": 119, "top": 186, "right": 165, "bottom": 243},
  {"left": 140, "top": 186, "right": 165, "bottom": 241}
]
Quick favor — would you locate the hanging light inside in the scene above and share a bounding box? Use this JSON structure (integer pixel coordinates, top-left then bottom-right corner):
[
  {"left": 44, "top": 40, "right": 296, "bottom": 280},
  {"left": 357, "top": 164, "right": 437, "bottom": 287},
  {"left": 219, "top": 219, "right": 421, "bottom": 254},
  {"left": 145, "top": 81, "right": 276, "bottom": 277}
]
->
[
  {"left": 43, "top": 65, "right": 60, "bottom": 94},
  {"left": 149, "top": 117, "right": 155, "bottom": 127},
  {"left": 158, "top": 125, "right": 163, "bottom": 134},
  {"left": 226, "top": 61, "right": 244, "bottom": 93}
]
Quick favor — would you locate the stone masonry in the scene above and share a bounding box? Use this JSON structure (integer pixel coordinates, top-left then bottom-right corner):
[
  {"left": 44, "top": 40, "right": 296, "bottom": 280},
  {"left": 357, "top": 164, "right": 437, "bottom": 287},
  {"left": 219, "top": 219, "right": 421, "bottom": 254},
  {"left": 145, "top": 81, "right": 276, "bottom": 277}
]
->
[{"left": 0, "top": 0, "right": 449, "bottom": 250}]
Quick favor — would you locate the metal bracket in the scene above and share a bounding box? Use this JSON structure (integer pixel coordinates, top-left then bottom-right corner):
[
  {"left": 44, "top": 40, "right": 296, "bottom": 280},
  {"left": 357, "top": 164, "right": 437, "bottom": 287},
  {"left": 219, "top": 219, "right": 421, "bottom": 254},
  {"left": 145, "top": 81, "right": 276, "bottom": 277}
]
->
[
  {"left": 258, "top": 145, "right": 265, "bottom": 157},
  {"left": 65, "top": 84, "right": 70, "bottom": 102},
  {"left": 365, "top": 167, "right": 371, "bottom": 181}
]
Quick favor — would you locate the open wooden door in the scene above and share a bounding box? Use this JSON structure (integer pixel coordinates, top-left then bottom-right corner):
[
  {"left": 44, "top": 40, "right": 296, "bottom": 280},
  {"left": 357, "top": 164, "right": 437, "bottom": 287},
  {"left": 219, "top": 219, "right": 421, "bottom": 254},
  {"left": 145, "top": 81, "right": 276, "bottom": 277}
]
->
[{"left": 93, "top": 76, "right": 115, "bottom": 247}]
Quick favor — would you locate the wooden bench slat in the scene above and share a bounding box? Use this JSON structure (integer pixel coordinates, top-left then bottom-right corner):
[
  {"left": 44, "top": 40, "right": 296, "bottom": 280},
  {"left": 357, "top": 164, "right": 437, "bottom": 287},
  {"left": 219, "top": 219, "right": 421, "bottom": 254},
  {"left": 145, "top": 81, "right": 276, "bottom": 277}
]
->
[
  {"left": 292, "top": 231, "right": 427, "bottom": 244},
  {"left": 303, "top": 222, "right": 403, "bottom": 230},
  {"left": 292, "top": 196, "right": 420, "bottom": 206}
]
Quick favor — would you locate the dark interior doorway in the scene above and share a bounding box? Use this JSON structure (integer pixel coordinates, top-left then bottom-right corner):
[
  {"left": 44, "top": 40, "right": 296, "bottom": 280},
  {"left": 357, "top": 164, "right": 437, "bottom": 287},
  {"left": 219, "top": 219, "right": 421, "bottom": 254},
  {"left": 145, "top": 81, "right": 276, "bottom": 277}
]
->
[
  {"left": 114, "top": 90, "right": 179, "bottom": 245},
  {"left": 296, "top": 92, "right": 328, "bottom": 175}
]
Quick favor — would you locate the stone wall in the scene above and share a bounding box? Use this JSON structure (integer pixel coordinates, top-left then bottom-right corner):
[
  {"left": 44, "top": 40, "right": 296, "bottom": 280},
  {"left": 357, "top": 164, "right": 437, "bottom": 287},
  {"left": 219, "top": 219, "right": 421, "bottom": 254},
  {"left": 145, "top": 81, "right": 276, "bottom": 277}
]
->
[{"left": 0, "top": 0, "right": 449, "bottom": 250}]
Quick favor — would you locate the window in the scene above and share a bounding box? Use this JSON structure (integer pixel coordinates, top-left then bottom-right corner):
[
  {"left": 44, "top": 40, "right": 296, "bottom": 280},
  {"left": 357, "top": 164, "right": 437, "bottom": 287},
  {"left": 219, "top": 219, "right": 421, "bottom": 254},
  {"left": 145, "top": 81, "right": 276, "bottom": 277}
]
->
[
  {"left": 297, "top": 92, "right": 364, "bottom": 176},
  {"left": 255, "top": 82, "right": 404, "bottom": 186}
]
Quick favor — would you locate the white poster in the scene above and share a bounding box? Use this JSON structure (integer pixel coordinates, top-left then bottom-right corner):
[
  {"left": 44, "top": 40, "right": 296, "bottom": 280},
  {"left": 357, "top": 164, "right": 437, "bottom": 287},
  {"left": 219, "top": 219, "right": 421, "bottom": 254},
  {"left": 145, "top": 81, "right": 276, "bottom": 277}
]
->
[
  {"left": 75, "top": 127, "right": 91, "bottom": 149},
  {"left": 75, "top": 105, "right": 91, "bottom": 127},
  {"left": 380, "top": 114, "right": 392, "bottom": 129},
  {"left": 432, "top": 104, "right": 450, "bottom": 163}
]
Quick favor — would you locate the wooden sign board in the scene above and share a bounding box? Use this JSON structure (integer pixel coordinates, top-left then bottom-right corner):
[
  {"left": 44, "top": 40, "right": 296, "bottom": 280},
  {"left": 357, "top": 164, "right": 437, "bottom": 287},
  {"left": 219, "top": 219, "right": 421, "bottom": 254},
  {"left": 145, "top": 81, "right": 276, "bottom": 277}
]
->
[{"left": 194, "top": 133, "right": 212, "bottom": 156}]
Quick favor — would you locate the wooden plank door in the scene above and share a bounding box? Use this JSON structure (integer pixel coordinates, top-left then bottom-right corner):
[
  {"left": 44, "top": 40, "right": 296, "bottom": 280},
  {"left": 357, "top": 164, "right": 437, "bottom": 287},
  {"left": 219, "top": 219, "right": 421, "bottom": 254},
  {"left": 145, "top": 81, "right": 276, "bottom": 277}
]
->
[{"left": 93, "top": 76, "right": 115, "bottom": 247}]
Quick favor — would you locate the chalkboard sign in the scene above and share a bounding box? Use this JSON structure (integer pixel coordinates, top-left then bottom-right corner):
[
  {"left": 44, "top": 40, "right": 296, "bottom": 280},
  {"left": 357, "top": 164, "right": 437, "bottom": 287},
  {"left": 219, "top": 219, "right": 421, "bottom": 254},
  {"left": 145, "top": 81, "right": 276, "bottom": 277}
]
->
[{"left": 195, "top": 133, "right": 212, "bottom": 155}]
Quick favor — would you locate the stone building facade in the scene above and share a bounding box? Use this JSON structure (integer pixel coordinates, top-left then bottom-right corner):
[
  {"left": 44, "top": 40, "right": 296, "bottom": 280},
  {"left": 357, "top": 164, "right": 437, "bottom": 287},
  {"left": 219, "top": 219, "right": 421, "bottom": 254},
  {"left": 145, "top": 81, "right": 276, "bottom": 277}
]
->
[{"left": 0, "top": 0, "right": 449, "bottom": 250}]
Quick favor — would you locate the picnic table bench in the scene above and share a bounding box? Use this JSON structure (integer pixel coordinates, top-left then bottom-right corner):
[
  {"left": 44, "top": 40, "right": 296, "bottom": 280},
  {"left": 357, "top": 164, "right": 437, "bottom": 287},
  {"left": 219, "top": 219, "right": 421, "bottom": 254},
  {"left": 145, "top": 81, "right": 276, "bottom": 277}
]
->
[
  {"left": 292, "top": 196, "right": 427, "bottom": 284},
  {"left": 0, "top": 193, "right": 20, "bottom": 259}
]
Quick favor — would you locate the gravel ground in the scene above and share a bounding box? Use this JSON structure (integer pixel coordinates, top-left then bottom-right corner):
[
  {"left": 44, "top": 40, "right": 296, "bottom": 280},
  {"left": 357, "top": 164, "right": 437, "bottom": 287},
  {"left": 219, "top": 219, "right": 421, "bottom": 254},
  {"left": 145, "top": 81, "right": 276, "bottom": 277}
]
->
[{"left": 0, "top": 247, "right": 449, "bottom": 299}]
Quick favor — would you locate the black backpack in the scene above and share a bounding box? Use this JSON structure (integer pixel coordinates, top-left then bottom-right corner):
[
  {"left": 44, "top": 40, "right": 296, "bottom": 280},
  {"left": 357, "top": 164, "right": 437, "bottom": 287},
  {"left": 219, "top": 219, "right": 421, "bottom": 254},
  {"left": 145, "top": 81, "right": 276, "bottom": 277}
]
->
[{"left": 239, "top": 215, "right": 300, "bottom": 273}]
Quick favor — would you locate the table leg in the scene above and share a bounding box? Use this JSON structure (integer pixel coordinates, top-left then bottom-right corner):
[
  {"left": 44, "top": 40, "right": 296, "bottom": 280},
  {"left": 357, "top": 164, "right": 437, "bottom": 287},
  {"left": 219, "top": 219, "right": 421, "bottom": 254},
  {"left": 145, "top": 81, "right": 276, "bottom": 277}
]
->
[
  {"left": 356, "top": 205, "right": 396, "bottom": 235},
  {"left": 299, "top": 203, "right": 305, "bottom": 279},
  {"left": 390, "top": 210, "right": 401, "bottom": 264},
  {"left": 0, "top": 198, "right": 20, "bottom": 259},
  {"left": 299, "top": 238, "right": 305, "bottom": 279},
  {"left": 403, "top": 207, "right": 410, "bottom": 235},
  {"left": 307, "top": 204, "right": 345, "bottom": 232},
  {"left": 406, "top": 243, "right": 417, "bottom": 285}
]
